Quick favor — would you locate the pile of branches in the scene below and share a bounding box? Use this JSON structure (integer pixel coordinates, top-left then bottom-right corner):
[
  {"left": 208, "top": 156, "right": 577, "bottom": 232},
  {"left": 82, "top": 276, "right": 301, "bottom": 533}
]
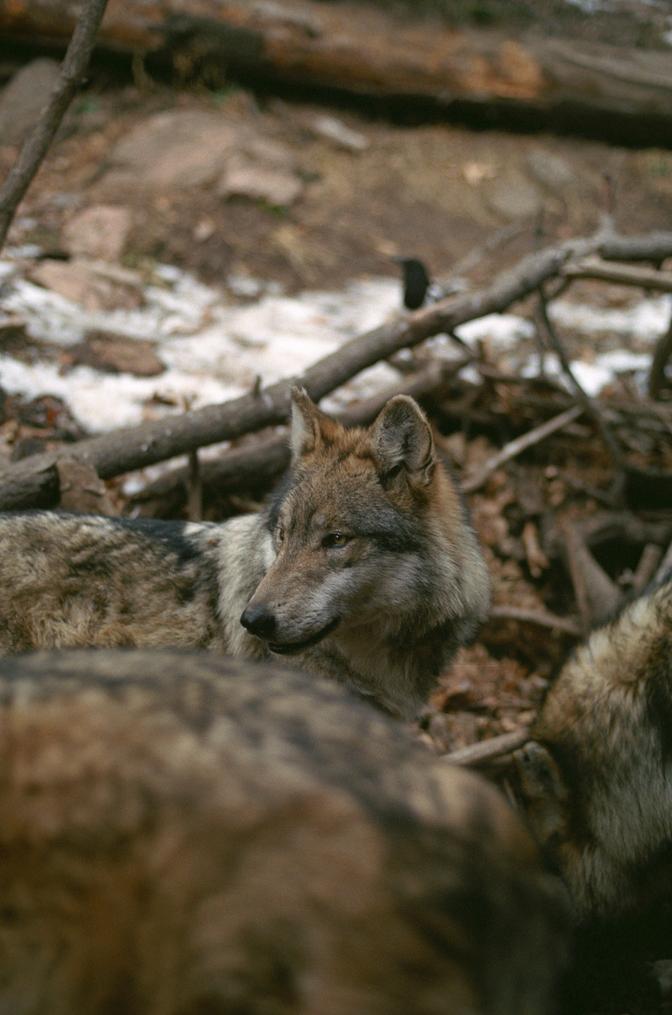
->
[{"left": 1, "top": 225, "right": 671, "bottom": 771}]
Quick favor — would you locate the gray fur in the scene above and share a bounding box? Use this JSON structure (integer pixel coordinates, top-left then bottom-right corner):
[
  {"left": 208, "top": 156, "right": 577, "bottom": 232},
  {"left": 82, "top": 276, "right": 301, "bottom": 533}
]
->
[
  {"left": 515, "top": 575, "right": 672, "bottom": 920},
  {"left": 0, "top": 395, "right": 490, "bottom": 719}
]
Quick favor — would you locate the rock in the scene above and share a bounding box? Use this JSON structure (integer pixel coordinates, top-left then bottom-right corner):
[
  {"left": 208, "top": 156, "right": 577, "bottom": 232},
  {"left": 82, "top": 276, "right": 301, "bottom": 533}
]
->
[
  {"left": 62, "top": 205, "right": 132, "bottom": 261},
  {"left": 0, "top": 59, "right": 60, "bottom": 146},
  {"left": 108, "top": 111, "right": 237, "bottom": 189},
  {"left": 526, "top": 150, "right": 575, "bottom": 191},
  {"left": 220, "top": 161, "right": 303, "bottom": 206},
  {"left": 29, "top": 259, "right": 143, "bottom": 311},
  {"left": 70, "top": 331, "right": 165, "bottom": 377},
  {"left": 309, "top": 115, "right": 369, "bottom": 151},
  {"left": 220, "top": 135, "right": 303, "bottom": 206},
  {"left": 484, "top": 172, "right": 543, "bottom": 221}
]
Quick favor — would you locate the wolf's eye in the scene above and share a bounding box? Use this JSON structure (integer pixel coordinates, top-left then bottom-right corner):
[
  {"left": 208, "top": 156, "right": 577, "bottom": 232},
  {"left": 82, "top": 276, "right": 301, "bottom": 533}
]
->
[
  {"left": 322, "top": 531, "right": 349, "bottom": 549},
  {"left": 276, "top": 526, "right": 285, "bottom": 544}
]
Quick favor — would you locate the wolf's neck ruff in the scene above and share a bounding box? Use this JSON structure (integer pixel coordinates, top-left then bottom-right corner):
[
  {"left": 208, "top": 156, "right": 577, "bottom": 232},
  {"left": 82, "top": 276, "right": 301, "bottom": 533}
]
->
[{"left": 0, "top": 389, "right": 489, "bottom": 719}]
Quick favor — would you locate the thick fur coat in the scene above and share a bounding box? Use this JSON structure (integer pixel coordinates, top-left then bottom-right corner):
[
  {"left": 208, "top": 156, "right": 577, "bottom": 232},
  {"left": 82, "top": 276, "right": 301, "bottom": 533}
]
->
[{"left": 0, "top": 390, "right": 490, "bottom": 718}]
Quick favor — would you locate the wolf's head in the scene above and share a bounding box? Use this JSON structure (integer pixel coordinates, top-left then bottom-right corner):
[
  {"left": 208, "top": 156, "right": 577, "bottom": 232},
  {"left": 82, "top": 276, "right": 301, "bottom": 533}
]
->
[{"left": 240, "top": 387, "right": 487, "bottom": 661}]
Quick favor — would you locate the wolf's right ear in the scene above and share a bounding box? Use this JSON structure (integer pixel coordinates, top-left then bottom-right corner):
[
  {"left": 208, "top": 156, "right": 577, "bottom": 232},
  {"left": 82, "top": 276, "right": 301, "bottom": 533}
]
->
[
  {"left": 289, "top": 386, "right": 337, "bottom": 460},
  {"left": 370, "top": 395, "right": 436, "bottom": 488}
]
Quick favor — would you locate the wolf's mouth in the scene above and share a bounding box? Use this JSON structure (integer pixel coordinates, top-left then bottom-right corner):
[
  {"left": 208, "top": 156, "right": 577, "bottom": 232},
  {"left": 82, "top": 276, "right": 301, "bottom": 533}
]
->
[{"left": 268, "top": 617, "right": 340, "bottom": 655}]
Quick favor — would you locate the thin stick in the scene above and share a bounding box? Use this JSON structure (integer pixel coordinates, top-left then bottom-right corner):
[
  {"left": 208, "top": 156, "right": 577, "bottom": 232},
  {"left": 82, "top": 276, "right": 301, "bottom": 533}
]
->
[
  {"left": 564, "top": 258, "right": 672, "bottom": 292},
  {"left": 488, "top": 606, "right": 582, "bottom": 637},
  {"left": 462, "top": 404, "right": 582, "bottom": 494},
  {"left": 536, "top": 286, "right": 626, "bottom": 479},
  {"left": 0, "top": 0, "right": 110, "bottom": 252},
  {"left": 655, "top": 540, "right": 672, "bottom": 584},
  {"left": 443, "top": 729, "right": 530, "bottom": 767},
  {"left": 186, "top": 449, "right": 202, "bottom": 521}
]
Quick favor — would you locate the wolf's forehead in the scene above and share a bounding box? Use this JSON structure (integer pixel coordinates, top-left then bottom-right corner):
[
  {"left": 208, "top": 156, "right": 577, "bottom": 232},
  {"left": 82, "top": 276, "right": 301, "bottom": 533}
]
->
[{"left": 283, "top": 467, "right": 382, "bottom": 525}]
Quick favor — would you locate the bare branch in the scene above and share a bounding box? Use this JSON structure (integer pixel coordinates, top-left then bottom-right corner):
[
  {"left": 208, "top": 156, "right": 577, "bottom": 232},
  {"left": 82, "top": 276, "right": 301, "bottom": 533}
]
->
[
  {"left": 443, "top": 729, "right": 531, "bottom": 768},
  {"left": 488, "top": 606, "right": 582, "bottom": 638},
  {"left": 0, "top": 0, "right": 110, "bottom": 252},
  {"left": 2, "top": 228, "right": 672, "bottom": 511},
  {"left": 536, "top": 286, "right": 626, "bottom": 481},
  {"left": 563, "top": 258, "right": 672, "bottom": 292},
  {"left": 462, "top": 404, "right": 582, "bottom": 494}
]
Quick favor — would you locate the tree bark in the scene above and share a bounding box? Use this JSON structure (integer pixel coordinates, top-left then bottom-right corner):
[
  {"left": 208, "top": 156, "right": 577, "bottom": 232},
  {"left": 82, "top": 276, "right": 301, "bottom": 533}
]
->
[{"left": 2, "top": 2, "right": 672, "bottom": 143}]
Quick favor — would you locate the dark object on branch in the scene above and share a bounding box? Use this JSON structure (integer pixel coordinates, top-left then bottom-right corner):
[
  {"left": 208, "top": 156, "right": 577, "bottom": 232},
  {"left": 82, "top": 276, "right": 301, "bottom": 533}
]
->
[
  {"left": 0, "top": 0, "right": 110, "bottom": 252},
  {"left": 394, "top": 257, "right": 433, "bottom": 310}
]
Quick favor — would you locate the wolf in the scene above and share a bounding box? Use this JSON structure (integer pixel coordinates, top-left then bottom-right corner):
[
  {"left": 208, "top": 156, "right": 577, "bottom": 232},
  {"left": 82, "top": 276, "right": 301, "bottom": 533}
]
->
[
  {"left": 0, "top": 648, "right": 567, "bottom": 1015},
  {"left": 514, "top": 572, "right": 672, "bottom": 921},
  {"left": 0, "top": 388, "right": 489, "bottom": 719}
]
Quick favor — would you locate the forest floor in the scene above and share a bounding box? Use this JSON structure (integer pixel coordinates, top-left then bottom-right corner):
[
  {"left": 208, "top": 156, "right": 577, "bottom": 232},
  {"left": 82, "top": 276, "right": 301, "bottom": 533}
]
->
[{"left": 1, "top": 60, "right": 672, "bottom": 1014}]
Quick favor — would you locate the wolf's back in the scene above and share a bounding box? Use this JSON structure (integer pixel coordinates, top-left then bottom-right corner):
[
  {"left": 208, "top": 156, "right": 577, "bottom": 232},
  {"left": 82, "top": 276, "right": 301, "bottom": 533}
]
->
[
  {"left": 0, "top": 649, "right": 566, "bottom": 1015},
  {"left": 516, "top": 575, "right": 672, "bottom": 919}
]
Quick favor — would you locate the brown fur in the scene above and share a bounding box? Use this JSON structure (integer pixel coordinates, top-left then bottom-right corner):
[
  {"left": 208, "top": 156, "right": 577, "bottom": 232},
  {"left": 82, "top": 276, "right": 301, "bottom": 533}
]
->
[
  {"left": 514, "top": 575, "right": 672, "bottom": 920},
  {"left": 0, "top": 648, "right": 567, "bottom": 1014}
]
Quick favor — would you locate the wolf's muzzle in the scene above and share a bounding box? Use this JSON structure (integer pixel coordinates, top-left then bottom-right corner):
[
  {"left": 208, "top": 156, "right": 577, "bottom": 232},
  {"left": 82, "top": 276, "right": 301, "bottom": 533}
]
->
[{"left": 268, "top": 616, "right": 341, "bottom": 656}]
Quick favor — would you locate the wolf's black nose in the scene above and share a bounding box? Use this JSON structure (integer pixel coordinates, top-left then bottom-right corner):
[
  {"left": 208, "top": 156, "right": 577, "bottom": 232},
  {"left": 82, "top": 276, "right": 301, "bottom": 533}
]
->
[{"left": 240, "top": 603, "right": 277, "bottom": 640}]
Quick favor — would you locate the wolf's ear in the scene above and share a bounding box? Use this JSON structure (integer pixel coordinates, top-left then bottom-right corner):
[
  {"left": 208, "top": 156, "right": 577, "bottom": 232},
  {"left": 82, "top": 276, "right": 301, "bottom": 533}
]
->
[
  {"left": 289, "top": 386, "right": 337, "bottom": 460},
  {"left": 370, "top": 395, "right": 436, "bottom": 488}
]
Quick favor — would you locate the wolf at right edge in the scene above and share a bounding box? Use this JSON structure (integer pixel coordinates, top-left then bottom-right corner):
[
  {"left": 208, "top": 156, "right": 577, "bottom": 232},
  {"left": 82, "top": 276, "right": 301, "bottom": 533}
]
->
[
  {"left": 514, "top": 571, "right": 672, "bottom": 922},
  {"left": 0, "top": 388, "right": 489, "bottom": 719}
]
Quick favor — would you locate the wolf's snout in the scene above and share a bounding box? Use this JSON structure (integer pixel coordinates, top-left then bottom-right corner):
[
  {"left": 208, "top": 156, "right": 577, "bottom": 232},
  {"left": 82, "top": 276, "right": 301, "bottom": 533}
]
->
[{"left": 240, "top": 603, "right": 277, "bottom": 640}]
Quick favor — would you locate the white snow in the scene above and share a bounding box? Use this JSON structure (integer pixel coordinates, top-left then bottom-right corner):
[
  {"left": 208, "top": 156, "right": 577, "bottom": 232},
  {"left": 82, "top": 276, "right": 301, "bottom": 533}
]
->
[{"left": 0, "top": 254, "right": 667, "bottom": 438}]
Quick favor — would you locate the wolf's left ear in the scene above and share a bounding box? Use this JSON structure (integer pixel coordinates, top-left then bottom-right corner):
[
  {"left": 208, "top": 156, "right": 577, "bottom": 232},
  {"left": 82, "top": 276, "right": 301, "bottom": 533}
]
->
[
  {"left": 370, "top": 395, "right": 436, "bottom": 488},
  {"left": 289, "top": 386, "right": 337, "bottom": 460}
]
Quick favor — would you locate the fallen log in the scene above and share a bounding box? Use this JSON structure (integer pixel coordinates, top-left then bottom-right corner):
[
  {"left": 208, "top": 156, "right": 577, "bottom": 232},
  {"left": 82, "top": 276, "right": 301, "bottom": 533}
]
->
[
  {"left": 1, "top": 228, "right": 671, "bottom": 512},
  {"left": 2, "top": 1, "right": 672, "bottom": 144}
]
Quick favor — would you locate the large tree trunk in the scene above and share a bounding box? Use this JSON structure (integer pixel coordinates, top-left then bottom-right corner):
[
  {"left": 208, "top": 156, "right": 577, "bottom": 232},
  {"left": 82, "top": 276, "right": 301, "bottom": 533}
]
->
[{"left": 2, "top": 1, "right": 672, "bottom": 143}]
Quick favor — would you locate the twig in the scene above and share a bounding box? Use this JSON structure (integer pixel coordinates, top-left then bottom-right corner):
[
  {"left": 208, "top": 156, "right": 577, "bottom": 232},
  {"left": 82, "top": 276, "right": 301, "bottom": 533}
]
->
[
  {"left": 563, "top": 258, "right": 672, "bottom": 292},
  {"left": 632, "top": 544, "right": 664, "bottom": 594},
  {"left": 0, "top": 0, "right": 109, "bottom": 252},
  {"left": 561, "top": 521, "right": 621, "bottom": 630},
  {"left": 655, "top": 540, "right": 672, "bottom": 584},
  {"left": 186, "top": 449, "right": 202, "bottom": 521},
  {"left": 536, "top": 285, "right": 626, "bottom": 484},
  {"left": 488, "top": 606, "right": 582, "bottom": 637},
  {"left": 443, "top": 729, "right": 530, "bottom": 767},
  {"left": 462, "top": 404, "right": 582, "bottom": 494}
]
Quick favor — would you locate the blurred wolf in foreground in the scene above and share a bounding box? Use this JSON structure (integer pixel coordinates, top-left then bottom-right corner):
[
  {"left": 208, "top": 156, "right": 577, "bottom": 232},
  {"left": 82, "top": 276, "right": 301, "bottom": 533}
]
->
[
  {"left": 0, "top": 649, "right": 566, "bottom": 1015},
  {"left": 0, "top": 389, "right": 489, "bottom": 718},
  {"left": 515, "top": 573, "right": 672, "bottom": 921}
]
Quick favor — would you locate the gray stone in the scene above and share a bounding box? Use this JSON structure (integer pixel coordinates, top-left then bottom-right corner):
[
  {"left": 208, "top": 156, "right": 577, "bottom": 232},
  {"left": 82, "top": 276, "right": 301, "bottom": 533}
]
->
[
  {"left": 69, "top": 331, "right": 165, "bottom": 377},
  {"left": 108, "top": 111, "right": 237, "bottom": 189},
  {"left": 62, "top": 205, "right": 132, "bottom": 262},
  {"left": 526, "top": 150, "right": 575, "bottom": 191},
  {"left": 309, "top": 115, "right": 369, "bottom": 151},
  {"left": 484, "top": 172, "right": 543, "bottom": 221},
  {"left": 0, "top": 59, "right": 60, "bottom": 146},
  {"left": 220, "top": 160, "right": 303, "bottom": 206},
  {"left": 29, "top": 259, "right": 142, "bottom": 312}
]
